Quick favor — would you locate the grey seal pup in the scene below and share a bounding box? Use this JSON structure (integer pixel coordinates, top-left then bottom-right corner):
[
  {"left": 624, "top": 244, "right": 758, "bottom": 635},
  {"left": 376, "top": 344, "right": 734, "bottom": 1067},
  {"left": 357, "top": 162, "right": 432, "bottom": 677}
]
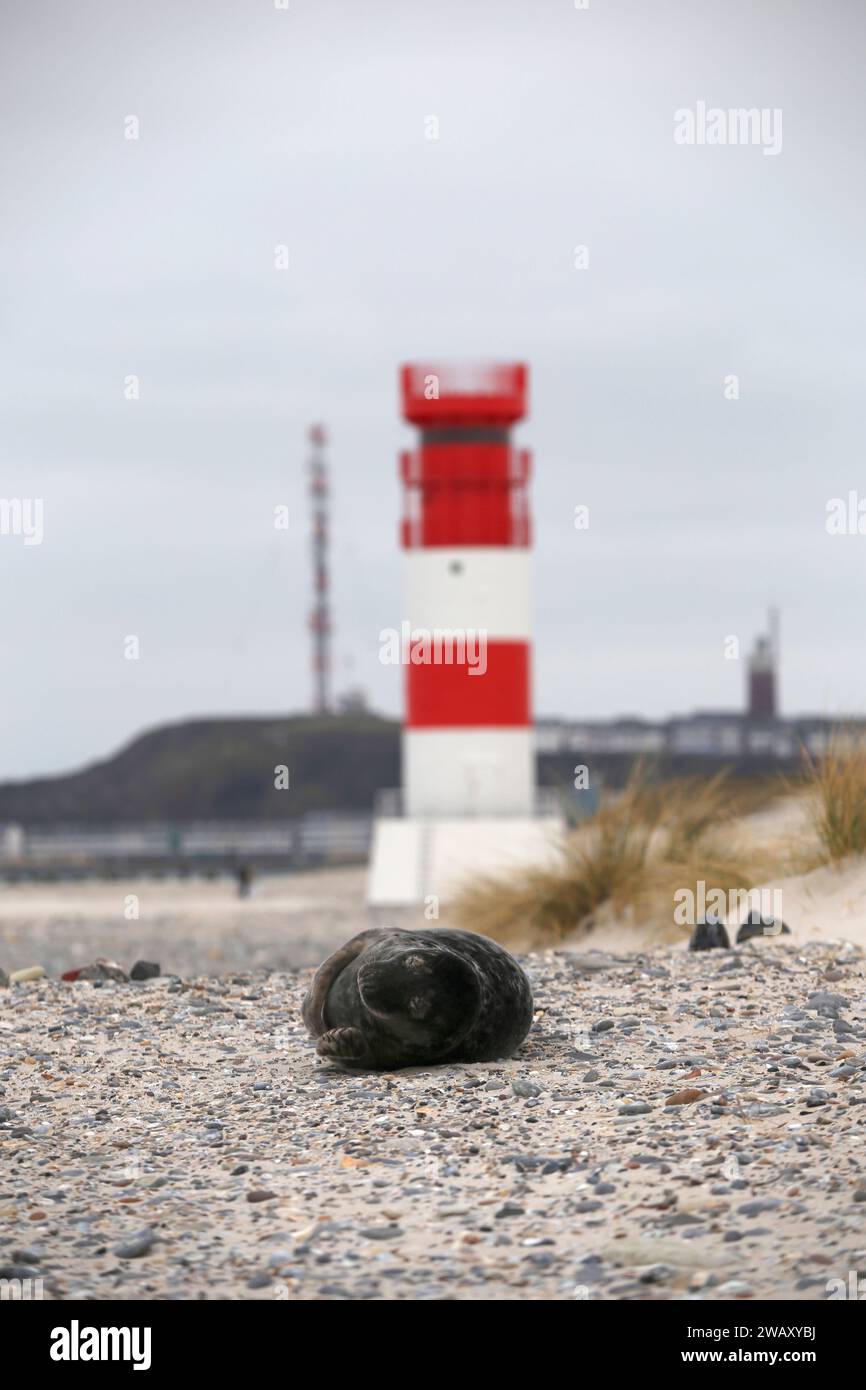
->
[{"left": 301, "top": 927, "right": 534, "bottom": 1070}]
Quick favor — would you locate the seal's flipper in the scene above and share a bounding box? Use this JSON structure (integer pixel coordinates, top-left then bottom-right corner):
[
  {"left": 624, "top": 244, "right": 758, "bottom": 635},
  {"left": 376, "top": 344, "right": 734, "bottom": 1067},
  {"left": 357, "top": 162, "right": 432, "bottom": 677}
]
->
[
  {"left": 301, "top": 928, "right": 390, "bottom": 1037},
  {"left": 317, "top": 1026, "right": 371, "bottom": 1066}
]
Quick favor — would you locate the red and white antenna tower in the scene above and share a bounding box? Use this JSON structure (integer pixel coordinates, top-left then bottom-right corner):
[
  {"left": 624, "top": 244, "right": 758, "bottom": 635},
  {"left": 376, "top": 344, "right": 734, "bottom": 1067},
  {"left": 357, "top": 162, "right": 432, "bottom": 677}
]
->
[{"left": 308, "top": 423, "right": 331, "bottom": 714}]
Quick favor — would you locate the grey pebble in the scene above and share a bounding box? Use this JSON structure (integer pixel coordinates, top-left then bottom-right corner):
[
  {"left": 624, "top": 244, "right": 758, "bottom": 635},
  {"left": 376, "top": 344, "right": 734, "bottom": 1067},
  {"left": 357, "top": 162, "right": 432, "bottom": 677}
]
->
[
  {"left": 512, "top": 1079, "right": 541, "bottom": 1098},
  {"left": 113, "top": 1229, "right": 156, "bottom": 1259},
  {"left": 495, "top": 1203, "right": 525, "bottom": 1219},
  {"left": 738, "top": 1199, "right": 782, "bottom": 1217}
]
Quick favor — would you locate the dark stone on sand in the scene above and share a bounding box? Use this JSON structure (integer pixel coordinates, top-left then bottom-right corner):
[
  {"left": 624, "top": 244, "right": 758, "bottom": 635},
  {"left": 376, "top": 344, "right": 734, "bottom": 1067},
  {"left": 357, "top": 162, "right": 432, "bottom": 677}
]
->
[
  {"left": 130, "top": 960, "right": 161, "bottom": 981},
  {"left": 736, "top": 912, "right": 791, "bottom": 943},
  {"left": 738, "top": 1199, "right": 782, "bottom": 1217},
  {"left": 689, "top": 916, "right": 730, "bottom": 951},
  {"left": 541, "top": 1158, "right": 574, "bottom": 1174},
  {"left": 806, "top": 991, "right": 847, "bottom": 1012},
  {"left": 512, "top": 1079, "right": 541, "bottom": 1098},
  {"left": 79, "top": 959, "right": 129, "bottom": 982},
  {"left": 114, "top": 1229, "right": 156, "bottom": 1259},
  {"left": 495, "top": 1202, "right": 525, "bottom": 1219}
]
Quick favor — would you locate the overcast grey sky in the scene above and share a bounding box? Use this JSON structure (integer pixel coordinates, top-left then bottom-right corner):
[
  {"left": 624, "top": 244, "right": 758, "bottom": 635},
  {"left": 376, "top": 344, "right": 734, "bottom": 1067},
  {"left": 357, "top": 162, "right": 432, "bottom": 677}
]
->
[{"left": 2, "top": 0, "right": 865, "bottom": 779}]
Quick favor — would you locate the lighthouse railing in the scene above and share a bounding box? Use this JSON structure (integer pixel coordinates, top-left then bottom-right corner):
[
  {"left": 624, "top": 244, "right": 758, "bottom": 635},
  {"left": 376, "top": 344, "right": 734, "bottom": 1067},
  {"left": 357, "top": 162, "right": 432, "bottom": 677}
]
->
[{"left": 373, "top": 787, "right": 564, "bottom": 820}]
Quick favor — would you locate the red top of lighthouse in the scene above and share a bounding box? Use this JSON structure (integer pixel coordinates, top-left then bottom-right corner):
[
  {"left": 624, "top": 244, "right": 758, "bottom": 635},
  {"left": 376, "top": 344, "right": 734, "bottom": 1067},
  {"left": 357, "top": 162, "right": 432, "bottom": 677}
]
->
[
  {"left": 399, "top": 362, "right": 531, "bottom": 549},
  {"left": 401, "top": 363, "right": 527, "bottom": 426}
]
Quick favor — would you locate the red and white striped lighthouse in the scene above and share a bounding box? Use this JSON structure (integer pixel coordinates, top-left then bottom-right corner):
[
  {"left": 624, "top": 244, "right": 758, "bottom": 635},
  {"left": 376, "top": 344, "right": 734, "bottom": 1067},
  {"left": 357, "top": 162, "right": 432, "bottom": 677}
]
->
[
  {"left": 369, "top": 362, "right": 561, "bottom": 906},
  {"left": 399, "top": 363, "right": 533, "bottom": 817}
]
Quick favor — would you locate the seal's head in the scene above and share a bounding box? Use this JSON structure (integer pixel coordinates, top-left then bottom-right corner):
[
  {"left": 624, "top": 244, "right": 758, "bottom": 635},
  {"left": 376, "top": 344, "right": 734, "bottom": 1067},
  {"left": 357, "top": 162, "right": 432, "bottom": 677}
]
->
[{"left": 356, "top": 946, "right": 481, "bottom": 1052}]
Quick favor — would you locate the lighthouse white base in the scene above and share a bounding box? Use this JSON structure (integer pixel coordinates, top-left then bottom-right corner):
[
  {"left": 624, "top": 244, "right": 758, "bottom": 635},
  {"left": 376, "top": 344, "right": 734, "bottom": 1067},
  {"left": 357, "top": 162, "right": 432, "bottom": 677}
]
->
[
  {"left": 367, "top": 813, "right": 564, "bottom": 907},
  {"left": 405, "top": 729, "right": 534, "bottom": 817}
]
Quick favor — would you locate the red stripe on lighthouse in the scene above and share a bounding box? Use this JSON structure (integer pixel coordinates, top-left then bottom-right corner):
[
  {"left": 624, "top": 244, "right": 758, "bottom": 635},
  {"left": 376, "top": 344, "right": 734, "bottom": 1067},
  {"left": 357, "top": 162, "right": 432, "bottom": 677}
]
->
[
  {"left": 400, "top": 447, "right": 531, "bottom": 549},
  {"left": 405, "top": 641, "right": 530, "bottom": 728}
]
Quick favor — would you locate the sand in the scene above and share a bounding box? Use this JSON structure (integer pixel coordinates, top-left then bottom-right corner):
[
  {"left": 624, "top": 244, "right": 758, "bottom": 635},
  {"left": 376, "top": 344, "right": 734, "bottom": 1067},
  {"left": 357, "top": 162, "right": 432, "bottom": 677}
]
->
[
  {"left": 1, "top": 940, "right": 864, "bottom": 1301},
  {"left": 6, "top": 808, "right": 866, "bottom": 970},
  {"left": 3, "top": 808, "right": 866, "bottom": 1302},
  {"left": 0, "top": 867, "right": 372, "bottom": 979},
  {"left": 573, "top": 855, "right": 866, "bottom": 957}
]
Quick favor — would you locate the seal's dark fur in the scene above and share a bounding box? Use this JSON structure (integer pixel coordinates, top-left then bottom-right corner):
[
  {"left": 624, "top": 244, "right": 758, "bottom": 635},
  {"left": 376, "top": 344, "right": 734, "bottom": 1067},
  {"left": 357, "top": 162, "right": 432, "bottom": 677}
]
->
[{"left": 302, "top": 927, "right": 534, "bottom": 1070}]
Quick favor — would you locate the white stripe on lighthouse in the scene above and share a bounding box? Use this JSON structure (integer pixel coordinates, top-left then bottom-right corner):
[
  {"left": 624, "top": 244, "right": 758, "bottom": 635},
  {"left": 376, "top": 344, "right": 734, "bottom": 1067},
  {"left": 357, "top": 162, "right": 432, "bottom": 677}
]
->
[
  {"left": 404, "top": 729, "right": 534, "bottom": 817},
  {"left": 405, "top": 548, "right": 530, "bottom": 638}
]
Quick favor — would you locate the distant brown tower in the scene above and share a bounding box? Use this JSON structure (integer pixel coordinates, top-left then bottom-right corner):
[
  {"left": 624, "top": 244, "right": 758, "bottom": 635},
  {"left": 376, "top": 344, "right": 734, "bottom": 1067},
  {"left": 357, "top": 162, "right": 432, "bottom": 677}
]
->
[{"left": 747, "top": 609, "right": 779, "bottom": 719}]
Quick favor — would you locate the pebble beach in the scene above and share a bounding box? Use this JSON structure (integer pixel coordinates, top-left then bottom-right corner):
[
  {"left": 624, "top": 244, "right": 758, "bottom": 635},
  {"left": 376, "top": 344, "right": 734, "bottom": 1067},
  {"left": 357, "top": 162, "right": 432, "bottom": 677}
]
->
[{"left": 2, "top": 936, "right": 865, "bottom": 1302}]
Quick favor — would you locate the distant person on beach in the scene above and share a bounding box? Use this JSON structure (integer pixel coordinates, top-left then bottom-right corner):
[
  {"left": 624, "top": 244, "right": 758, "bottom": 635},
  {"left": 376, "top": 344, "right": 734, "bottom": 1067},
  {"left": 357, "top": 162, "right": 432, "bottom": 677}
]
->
[{"left": 236, "top": 864, "right": 254, "bottom": 898}]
